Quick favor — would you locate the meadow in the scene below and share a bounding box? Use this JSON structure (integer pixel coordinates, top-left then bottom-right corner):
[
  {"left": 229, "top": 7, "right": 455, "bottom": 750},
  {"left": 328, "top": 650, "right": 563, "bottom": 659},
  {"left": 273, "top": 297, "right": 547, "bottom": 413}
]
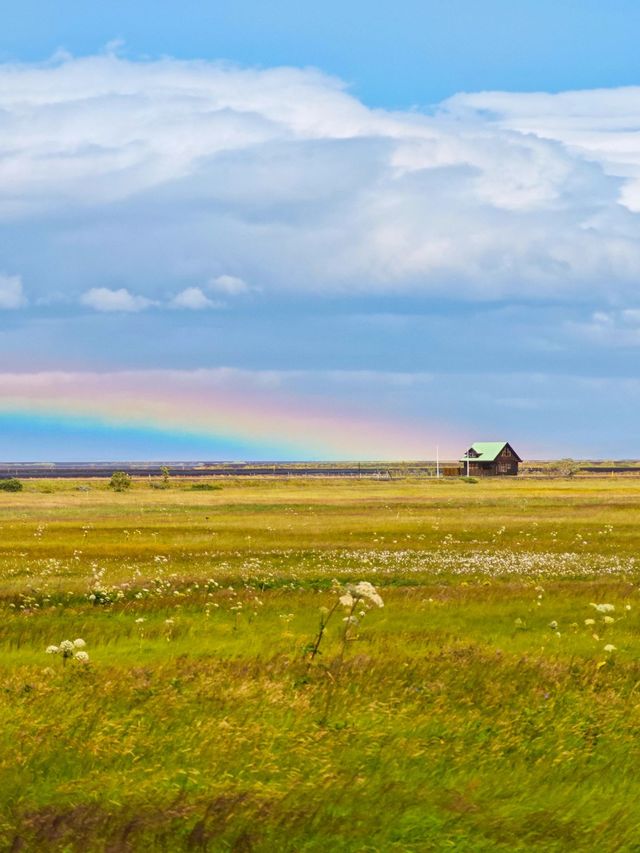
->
[{"left": 2, "top": 475, "right": 640, "bottom": 851}]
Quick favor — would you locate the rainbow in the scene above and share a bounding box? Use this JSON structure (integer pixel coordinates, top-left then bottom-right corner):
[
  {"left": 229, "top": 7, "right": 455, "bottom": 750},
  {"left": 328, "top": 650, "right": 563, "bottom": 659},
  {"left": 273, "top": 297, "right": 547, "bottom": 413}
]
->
[{"left": 0, "top": 369, "right": 460, "bottom": 460}]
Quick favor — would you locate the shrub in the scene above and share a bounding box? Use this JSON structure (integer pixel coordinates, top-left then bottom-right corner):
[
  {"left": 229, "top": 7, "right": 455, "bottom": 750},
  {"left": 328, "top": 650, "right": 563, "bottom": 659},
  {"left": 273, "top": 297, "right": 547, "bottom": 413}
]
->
[
  {"left": 109, "top": 471, "right": 132, "bottom": 492},
  {"left": 189, "top": 483, "right": 222, "bottom": 491},
  {"left": 460, "top": 476, "right": 478, "bottom": 484},
  {"left": 0, "top": 478, "right": 23, "bottom": 492}
]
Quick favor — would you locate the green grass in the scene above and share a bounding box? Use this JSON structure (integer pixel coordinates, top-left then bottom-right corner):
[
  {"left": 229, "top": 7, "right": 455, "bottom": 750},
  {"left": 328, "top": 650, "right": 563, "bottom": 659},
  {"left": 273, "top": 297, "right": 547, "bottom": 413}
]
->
[{"left": 2, "top": 477, "right": 640, "bottom": 851}]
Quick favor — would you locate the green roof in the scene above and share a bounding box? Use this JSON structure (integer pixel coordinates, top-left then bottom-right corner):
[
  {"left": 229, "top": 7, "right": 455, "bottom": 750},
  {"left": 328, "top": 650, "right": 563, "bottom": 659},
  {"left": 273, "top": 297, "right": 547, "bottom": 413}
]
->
[{"left": 460, "top": 442, "right": 509, "bottom": 463}]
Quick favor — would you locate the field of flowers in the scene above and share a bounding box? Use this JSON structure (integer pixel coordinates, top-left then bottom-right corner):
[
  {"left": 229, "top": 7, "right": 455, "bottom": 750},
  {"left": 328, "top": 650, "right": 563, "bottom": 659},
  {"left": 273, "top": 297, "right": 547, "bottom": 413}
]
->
[{"left": 2, "top": 476, "right": 640, "bottom": 851}]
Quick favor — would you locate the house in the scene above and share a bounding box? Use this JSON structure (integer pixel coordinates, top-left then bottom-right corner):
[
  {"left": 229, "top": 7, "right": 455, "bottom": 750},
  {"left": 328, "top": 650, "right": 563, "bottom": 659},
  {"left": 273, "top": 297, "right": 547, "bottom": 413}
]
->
[{"left": 460, "top": 442, "right": 521, "bottom": 476}]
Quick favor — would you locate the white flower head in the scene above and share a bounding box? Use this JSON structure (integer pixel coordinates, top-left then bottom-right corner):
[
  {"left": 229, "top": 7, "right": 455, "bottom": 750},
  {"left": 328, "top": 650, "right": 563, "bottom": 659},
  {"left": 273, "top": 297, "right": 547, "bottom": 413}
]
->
[
  {"left": 603, "top": 615, "right": 615, "bottom": 624},
  {"left": 339, "top": 593, "right": 354, "bottom": 608},
  {"left": 74, "top": 651, "right": 90, "bottom": 663},
  {"left": 603, "top": 644, "right": 617, "bottom": 653},
  {"left": 352, "top": 581, "right": 384, "bottom": 608},
  {"left": 73, "top": 638, "right": 86, "bottom": 649},
  {"left": 549, "top": 620, "right": 558, "bottom": 630},
  {"left": 590, "top": 603, "right": 615, "bottom": 613},
  {"left": 45, "top": 645, "right": 59, "bottom": 655},
  {"left": 59, "top": 640, "right": 75, "bottom": 656},
  {"left": 584, "top": 618, "right": 596, "bottom": 626}
]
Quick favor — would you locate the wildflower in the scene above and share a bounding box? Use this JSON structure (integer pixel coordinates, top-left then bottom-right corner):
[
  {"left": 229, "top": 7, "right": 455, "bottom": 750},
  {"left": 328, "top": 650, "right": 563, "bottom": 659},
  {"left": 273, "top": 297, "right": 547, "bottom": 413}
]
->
[
  {"left": 45, "top": 645, "right": 59, "bottom": 655},
  {"left": 549, "top": 620, "right": 558, "bottom": 630},
  {"left": 353, "top": 581, "right": 384, "bottom": 608},
  {"left": 339, "top": 593, "right": 354, "bottom": 608},
  {"left": 590, "top": 603, "right": 615, "bottom": 613},
  {"left": 135, "top": 618, "right": 146, "bottom": 624},
  {"left": 603, "top": 615, "right": 615, "bottom": 625},
  {"left": 584, "top": 618, "right": 596, "bottom": 626},
  {"left": 603, "top": 644, "right": 617, "bottom": 653},
  {"left": 73, "top": 638, "right": 86, "bottom": 649},
  {"left": 74, "top": 651, "right": 90, "bottom": 663},
  {"left": 59, "top": 640, "right": 75, "bottom": 657}
]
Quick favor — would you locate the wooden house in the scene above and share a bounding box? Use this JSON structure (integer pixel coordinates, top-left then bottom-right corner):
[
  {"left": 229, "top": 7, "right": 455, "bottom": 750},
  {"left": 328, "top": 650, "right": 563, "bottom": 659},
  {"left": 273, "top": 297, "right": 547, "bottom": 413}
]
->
[{"left": 460, "top": 442, "right": 521, "bottom": 476}]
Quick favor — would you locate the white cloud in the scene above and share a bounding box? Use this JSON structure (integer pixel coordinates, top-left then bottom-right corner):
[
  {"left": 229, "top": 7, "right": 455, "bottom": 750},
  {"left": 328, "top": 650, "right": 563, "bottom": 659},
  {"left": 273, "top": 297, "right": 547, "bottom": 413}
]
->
[
  {"left": 171, "top": 286, "right": 221, "bottom": 310},
  {"left": 0, "top": 274, "right": 26, "bottom": 309},
  {"left": 209, "top": 275, "right": 252, "bottom": 295},
  {"left": 81, "top": 287, "right": 153, "bottom": 312},
  {"left": 568, "top": 307, "right": 640, "bottom": 347},
  {"left": 3, "top": 55, "right": 640, "bottom": 302},
  {"left": 441, "top": 88, "right": 640, "bottom": 212}
]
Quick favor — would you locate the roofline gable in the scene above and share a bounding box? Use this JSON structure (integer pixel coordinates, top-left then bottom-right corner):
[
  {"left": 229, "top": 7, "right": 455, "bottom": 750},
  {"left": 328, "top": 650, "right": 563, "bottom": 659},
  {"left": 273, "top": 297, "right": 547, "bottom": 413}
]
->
[{"left": 460, "top": 441, "right": 522, "bottom": 463}]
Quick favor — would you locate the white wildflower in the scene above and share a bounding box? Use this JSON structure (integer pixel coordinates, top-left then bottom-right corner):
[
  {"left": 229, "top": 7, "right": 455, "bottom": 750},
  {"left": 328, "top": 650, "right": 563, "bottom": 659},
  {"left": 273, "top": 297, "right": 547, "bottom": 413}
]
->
[
  {"left": 73, "top": 638, "right": 86, "bottom": 648},
  {"left": 59, "top": 640, "right": 75, "bottom": 656},
  {"left": 352, "top": 581, "right": 384, "bottom": 608},
  {"left": 45, "top": 645, "right": 59, "bottom": 655},
  {"left": 603, "top": 644, "right": 617, "bottom": 653},
  {"left": 339, "top": 593, "right": 354, "bottom": 608},
  {"left": 584, "top": 618, "right": 596, "bottom": 626},
  {"left": 74, "top": 651, "right": 90, "bottom": 663},
  {"left": 548, "top": 620, "right": 558, "bottom": 630},
  {"left": 603, "top": 615, "right": 615, "bottom": 625},
  {"left": 590, "top": 603, "right": 615, "bottom": 613}
]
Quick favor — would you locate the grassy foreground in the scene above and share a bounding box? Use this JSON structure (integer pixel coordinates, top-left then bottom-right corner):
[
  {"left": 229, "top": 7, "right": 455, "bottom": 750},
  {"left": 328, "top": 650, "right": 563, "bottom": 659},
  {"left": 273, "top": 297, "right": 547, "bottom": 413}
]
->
[{"left": 2, "top": 476, "right": 640, "bottom": 851}]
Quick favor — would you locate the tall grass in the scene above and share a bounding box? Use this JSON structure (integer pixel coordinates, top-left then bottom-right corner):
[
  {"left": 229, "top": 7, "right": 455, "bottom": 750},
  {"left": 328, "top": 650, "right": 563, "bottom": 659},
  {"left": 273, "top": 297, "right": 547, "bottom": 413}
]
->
[{"left": 1, "top": 478, "right": 640, "bottom": 850}]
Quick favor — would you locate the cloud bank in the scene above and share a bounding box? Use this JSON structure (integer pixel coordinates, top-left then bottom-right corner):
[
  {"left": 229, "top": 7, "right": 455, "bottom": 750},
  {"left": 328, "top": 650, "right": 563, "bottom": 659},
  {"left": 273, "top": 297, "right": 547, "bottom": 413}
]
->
[{"left": 2, "top": 54, "right": 640, "bottom": 305}]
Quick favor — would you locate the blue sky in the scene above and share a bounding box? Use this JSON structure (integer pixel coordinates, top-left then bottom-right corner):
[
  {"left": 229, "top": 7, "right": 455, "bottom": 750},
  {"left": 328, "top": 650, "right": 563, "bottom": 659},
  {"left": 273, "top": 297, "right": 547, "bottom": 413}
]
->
[
  {"left": 1, "top": 2, "right": 640, "bottom": 460},
  {"left": 5, "top": 0, "right": 640, "bottom": 106}
]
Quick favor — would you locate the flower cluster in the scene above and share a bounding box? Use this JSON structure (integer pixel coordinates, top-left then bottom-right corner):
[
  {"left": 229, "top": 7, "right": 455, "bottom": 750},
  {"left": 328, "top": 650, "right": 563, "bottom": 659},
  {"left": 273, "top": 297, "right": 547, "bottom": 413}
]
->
[
  {"left": 45, "top": 638, "right": 89, "bottom": 664},
  {"left": 339, "top": 581, "right": 384, "bottom": 626}
]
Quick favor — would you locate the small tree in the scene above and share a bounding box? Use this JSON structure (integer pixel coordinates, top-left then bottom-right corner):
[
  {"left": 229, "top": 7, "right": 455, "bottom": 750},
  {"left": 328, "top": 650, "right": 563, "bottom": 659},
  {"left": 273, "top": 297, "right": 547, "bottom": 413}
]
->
[
  {"left": 161, "top": 466, "right": 171, "bottom": 486},
  {"left": 0, "top": 478, "right": 22, "bottom": 492},
  {"left": 556, "top": 458, "right": 580, "bottom": 478},
  {"left": 109, "top": 471, "right": 132, "bottom": 492}
]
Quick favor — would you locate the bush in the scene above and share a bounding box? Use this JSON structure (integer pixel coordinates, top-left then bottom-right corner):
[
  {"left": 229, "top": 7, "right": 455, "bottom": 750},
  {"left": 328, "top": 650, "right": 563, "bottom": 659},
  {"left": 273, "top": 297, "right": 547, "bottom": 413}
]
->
[
  {"left": 460, "top": 476, "right": 478, "bottom": 484},
  {"left": 0, "top": 478, "right": 23, "bottom": 492},
  {"left": 109, "top": 471, "right": 132, "bottom": 492},
  {"left": 189, "top": 482, "right": 222, "bottom": 491}
]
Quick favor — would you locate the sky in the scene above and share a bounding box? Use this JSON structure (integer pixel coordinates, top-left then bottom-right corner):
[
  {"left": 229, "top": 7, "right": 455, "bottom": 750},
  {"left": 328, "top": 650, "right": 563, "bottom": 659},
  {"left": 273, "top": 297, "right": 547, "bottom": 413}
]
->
[{"left": 2, "top": 1, "right": 640, "bottom": 460}]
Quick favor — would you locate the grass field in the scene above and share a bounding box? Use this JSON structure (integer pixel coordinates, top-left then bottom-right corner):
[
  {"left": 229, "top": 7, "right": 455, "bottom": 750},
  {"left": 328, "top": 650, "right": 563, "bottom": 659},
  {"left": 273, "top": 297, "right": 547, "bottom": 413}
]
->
[{"left": 2, "top": 476, "right": 640, "bottom": 851}]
